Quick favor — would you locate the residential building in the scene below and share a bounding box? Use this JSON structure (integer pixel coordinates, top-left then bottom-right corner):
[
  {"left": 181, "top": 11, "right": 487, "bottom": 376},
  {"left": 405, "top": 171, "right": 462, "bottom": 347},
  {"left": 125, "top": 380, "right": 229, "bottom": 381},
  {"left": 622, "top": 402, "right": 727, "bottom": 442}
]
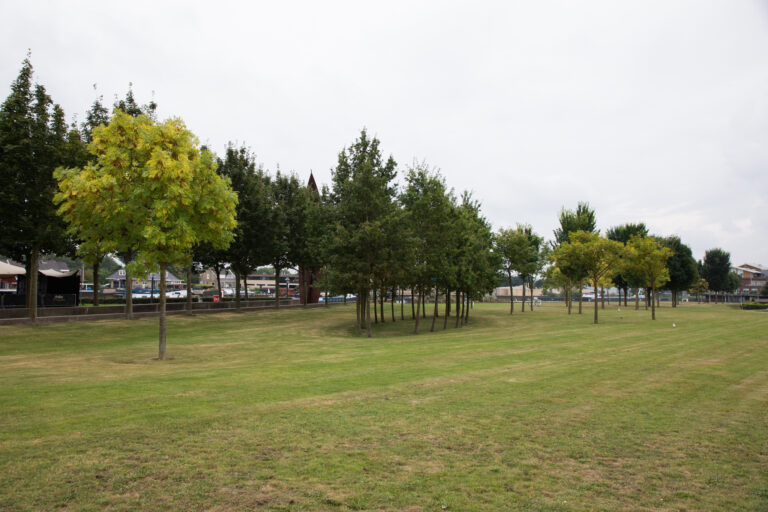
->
[
  {"left": 199, "top": 268, "right": 237, "bottom": 289},
  {"left": 106, "top": 268, "right": 184, "bottom": 290},
  {"left": 732, "top": 264, "right": 767, "bottom": 294}
]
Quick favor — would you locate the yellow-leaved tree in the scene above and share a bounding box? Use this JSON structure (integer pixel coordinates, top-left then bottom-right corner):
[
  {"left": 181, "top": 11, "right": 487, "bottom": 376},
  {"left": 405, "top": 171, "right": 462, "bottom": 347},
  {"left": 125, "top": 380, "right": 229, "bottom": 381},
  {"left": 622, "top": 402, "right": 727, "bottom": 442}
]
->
[
  {"left": 556, "top": 231, "right": 623, "bottom": 324},
  {"left": 56, "top": 111, "right": 237, "bottom": 359},
  {"left": 625, "top": 235, "right": 672, "bottom": 320}
]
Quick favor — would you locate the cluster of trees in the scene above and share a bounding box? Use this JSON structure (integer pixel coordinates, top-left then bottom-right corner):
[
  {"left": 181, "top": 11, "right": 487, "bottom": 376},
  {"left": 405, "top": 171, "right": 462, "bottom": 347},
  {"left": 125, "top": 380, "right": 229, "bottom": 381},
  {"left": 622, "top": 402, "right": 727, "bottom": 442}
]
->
[
  {"left": 0, "top": 57, "right": 499, "bottom": 350},
  {"left": 322, "top": 132, "right": 498, "bottom": 336},
  {"left": 544, "top": 203, "right": 737, "bottom": 324}
]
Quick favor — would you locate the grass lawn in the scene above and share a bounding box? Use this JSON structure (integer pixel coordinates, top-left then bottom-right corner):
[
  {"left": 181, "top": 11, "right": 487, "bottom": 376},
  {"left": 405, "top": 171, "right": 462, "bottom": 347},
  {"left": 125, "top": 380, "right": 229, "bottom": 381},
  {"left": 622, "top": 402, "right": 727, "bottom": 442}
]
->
[{"left": 0, "top": 302, "right": 766, "bottom": 511}]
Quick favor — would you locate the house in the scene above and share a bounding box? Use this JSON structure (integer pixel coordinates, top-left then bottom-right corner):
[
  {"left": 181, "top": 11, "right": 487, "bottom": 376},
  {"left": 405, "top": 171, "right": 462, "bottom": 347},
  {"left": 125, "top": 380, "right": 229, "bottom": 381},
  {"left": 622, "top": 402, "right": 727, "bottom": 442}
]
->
[
  {"left": 199, "top": 268, "right": 237, "bottom": 288},
  {"left": 732, "top": 264, "right": 767, "bottom": 294},
  {"left": 106, "top": 268, "right": 184, "bottom": 290}
]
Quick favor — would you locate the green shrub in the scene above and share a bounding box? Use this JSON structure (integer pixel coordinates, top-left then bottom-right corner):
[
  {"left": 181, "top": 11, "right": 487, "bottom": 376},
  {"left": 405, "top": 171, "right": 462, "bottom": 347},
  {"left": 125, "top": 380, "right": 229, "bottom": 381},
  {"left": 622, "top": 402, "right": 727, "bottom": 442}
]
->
[{"left": 741, "top": 302, "right": 768, "bottom": 310}]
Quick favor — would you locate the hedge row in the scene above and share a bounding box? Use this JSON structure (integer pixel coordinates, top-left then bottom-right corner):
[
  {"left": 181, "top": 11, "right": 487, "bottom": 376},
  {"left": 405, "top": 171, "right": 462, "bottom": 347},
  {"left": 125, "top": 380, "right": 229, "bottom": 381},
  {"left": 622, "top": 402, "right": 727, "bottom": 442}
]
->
[{"left": 741, "top": 302, "right": 768, "bottom": 310}]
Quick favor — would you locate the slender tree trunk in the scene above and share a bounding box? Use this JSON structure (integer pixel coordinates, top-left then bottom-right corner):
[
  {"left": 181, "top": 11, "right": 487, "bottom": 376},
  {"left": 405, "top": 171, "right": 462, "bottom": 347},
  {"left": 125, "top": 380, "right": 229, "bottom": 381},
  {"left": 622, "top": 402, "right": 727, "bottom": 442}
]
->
[
  {"left": 125, "top": 269, "right": 134, "bottom": 320},
  {"left": 522, "top": 278, "right": 526, "bottom": 312},
  {"left": 411, "top": 290, "right": 415, "bottom": 319},
  {"left": 93, "top": 259, "right": 100, "bottom": 307},
  {"left": 356, "top": 294, "right": 362, "bottom": 335},
  {"left": 28, "top": 249, "right": 39, "bottom": 322},
  {"left": 578, "top": 286, "right": 583, "bottom": 314},
  {"left": 274, "top": 266, "right": 281, "bottom": 309},
  {"left": 373, "top": 289, "right": 378, "bottom": 323},
  {"left": 635, "top": 289, "right": 640, "bottom": 310},
  {"left": 414, "top": 287, "right": 422, "bottom": 334},
  {"left": 624, "top": 287, "right": 628, "bottom": 307},
  {"left": 645, "top": 288, "right": 650, "bottom": 310},
  {"left": 443, "top": 288, "right": 450, "bottom": 329},
  {"left": 651, "top": 286, "right": 656, "bottom": 320},
  {"left": 601, "top": 287, "right": 605, "bottom": 310},
  {"left": 400, "top": 289, "right": 404, "bottom": 320},
  {"left": 464, "top": 293, "right": 470, "bottom": 323},
  {"left": 186, "top": 261, "right": 192, "bottom": 314},
  {"left": 380, "top": 287, "right": 385, "bottom": 323},
  {"left": 235, "top": 271, "right": 241, "bottom": 311},
  {"left": 458, "top": 292, "right": 465, "bottom": 327},
  {"left": 430, "top": 283, "right": 439, "bottom": 332},
  {"left": 593, "top": 281, "right": 599, "bottom": 324},
  {"left": 422, "top": 292, "right": 426, "bottom": 319},
  {"left": 216, "top": 268, "right": 222, "bottom": 301},
  {"left": 508, "top": 272, "right": 514, "bottom": 314},
  {"left": 391, "top": 286, "right": 396, "bottom": 322},
  {"left": 158, "top": 263, "right": 167, "bottom": 360},
  {"left": 24, "top": 259, "right": 31, "bottom": 310},
  {"left": 530, "top": 282, "right": 534, "bottom": 311},
  {"left": 365, "top": 290, "right": 372, "bottom": 338},
  {"left": 456, "top": 290, "right": 461, "bottom": 328}
]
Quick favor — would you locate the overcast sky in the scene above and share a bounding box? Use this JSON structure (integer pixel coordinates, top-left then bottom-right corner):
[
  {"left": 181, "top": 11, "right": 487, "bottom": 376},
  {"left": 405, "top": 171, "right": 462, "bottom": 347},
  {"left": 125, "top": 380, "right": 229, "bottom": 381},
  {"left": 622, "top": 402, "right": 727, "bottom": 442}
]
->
[{"left": 2, "top": 1, "right": 767, "bottom": 266}]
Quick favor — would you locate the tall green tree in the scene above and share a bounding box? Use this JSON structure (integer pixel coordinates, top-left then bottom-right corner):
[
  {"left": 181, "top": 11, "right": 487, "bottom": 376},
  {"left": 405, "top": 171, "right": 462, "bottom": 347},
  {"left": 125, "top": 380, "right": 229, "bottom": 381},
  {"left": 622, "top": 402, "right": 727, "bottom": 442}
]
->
[
  {"left": 266, "top": 172, "right": 307, "bottom": 308},
  {"left": 552, "top": 202, "right": 597, "bottom": 314},
  {"left": 516, "top": 225, "right": 543, "bottom": 313},
  {"left": 660, "top": 236, "right": 697, "bottom": 307},
  {"left": 0, "top": 56, "right": 74, "bottom": 321},
  {"left": 326, "top": 129, "right": 397, "bottom": 336},
  {"left": 215, "top": 144, "right": 272, "bottom": 308},
  {"left": 701, "top": 248, "right": 731, "bottom": 302},
  {"left": 495, "top": 227, "right": 530, "bottom": 314},
  {"left": 400, "top": 165, "right": 455, "bottom": 333},
  {"left": 453, "top": 192, "right": 498, "bottom": 326}
]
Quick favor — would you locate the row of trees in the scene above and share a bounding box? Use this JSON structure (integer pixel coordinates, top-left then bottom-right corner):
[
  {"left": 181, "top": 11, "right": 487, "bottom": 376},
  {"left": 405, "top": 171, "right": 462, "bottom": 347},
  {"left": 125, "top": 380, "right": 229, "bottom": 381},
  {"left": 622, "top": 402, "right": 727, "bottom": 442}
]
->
[
  {"left": 1, "top": 57, "right": 746, "bottom": 355},
  {"left": 541, "top": 203, "right": 736, "bottom": 324},
  {"left": 0, "top": 57, "right": 500, "bottom": 353}
]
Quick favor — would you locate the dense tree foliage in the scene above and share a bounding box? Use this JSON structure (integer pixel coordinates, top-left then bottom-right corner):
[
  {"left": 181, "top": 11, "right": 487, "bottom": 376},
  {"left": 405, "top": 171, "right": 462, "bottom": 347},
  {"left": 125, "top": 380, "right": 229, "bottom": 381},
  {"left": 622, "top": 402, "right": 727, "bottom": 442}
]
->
[
  {"left": 0, "top": 57, "right": 75, "bottom": 320},
  {"left": 701, "top": 248, "right": 732, "bottom": 302},
  {"left": 661, "top": 236, "right": 698, "bottom": 307},
  {"left": 555, "top": 231, "right": 622, "bottom": 324},
  {"left": 57, "top": 111, "right": 237, "bottom": 358},
  {"left": 625, "top": 235, "right": 672, "bottom": 320},
  {"left": 606, "top": 223, "right": 648, "bottom": 306},
  {"left": 552, "top": 202, "right": 597, "bottom": 314}
]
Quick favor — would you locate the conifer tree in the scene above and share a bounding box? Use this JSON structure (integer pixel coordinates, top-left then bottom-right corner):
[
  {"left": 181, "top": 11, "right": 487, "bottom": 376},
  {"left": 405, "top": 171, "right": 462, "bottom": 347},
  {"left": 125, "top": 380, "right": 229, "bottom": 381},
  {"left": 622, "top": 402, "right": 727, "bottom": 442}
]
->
[{"left": 0, "top": 56, "right": 73, "bottom": 321}]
